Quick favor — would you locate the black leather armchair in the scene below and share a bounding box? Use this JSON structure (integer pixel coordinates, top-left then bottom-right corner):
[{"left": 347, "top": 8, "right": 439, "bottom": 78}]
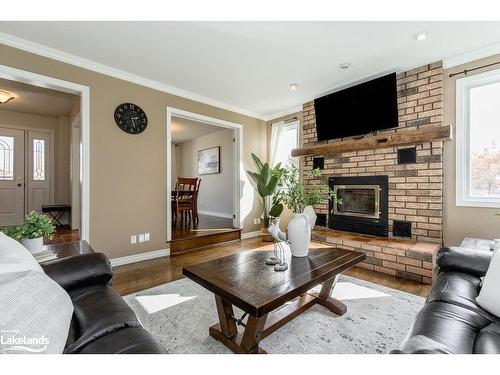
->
[
  {"left": 392, "top": 246, "right": 500, "bottom": 354},
  {"left": 42, "top": 253, "right": 166, "bottom": 354}
]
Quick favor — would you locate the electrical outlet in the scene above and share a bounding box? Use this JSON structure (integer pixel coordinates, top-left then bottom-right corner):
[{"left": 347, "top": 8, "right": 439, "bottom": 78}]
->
[
  {"left": 130, "top": 235, "right": 137, "bottom": 244},
  {"left": 144, "top": 233, "right": 150, "bottom": 241},
  {"left": 138, "top": 234, "right": 145, "bottom": 243}
]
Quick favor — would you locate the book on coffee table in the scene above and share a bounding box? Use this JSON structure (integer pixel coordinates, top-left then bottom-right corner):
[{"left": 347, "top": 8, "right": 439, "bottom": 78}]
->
[{"left": 33, "top": 251, "right": 58, "bottom": 263}]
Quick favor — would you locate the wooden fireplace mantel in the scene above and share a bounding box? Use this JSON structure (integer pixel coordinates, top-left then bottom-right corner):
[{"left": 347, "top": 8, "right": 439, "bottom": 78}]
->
[{"left": 291, "top": 124, "right": 452, "bottom": 157}]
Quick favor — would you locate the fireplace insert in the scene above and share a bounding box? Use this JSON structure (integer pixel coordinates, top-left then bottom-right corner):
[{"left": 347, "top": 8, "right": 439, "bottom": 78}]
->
[{"left": 329, "top": 176, "right": 388, "bottom": 236}]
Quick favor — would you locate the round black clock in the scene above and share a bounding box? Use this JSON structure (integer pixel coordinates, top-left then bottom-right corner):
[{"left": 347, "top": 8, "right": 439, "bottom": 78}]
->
[{"left": 114, "top": 103, "right": 148, "bottom": 134}]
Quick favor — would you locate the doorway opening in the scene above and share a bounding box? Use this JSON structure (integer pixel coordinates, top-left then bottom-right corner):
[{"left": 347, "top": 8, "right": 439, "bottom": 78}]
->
[
  {"left": 166, "top": 108, "right": 243, "bottom": 255},
  {"left": 0, "top": 64, "right": 89, "bottom": 244}
]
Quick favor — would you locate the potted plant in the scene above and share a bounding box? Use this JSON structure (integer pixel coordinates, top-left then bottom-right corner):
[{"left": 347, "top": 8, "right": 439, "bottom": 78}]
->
[
  {"left": 247, "top": 153, "right": 285, "bottom": 241},
  {"left": 278, "top": 165, "right": 337, "bottom": 257},
  {"left": 2, "top": 211, "right": 56, "bottom": 254}
]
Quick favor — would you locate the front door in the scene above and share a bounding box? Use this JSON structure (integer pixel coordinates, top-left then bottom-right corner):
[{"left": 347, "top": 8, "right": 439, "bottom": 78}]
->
[{"left": 0, "top": 128, "right": 25, "bottom": 226}]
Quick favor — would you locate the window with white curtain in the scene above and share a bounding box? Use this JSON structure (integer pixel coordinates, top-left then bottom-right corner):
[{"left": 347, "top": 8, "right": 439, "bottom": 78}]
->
[
  {"left": 270, "top": 120, "right": 299, "bottom": 168},
  {"left": 456, "top": 68, "right": 500, "bottom": 207}
]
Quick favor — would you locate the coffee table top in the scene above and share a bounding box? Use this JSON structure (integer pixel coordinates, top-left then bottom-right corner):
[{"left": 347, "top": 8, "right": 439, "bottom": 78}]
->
[{"left": 183, "top": 247, "right": 365, "bottom": 317}]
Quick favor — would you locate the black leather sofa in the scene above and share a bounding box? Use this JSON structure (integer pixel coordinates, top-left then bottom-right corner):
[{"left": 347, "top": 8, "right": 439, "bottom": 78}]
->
[
  {"left": 393, "top": 246, "right": 500, "bottom": 354},
  {"left": 42, "top": 253, "right": 166, "bottom": 354}
]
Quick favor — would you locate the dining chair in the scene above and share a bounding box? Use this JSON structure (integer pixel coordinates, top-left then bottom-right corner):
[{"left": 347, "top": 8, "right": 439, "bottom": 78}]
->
[{"left": 172, "top": 177, "right": 201, "bottom": 224}]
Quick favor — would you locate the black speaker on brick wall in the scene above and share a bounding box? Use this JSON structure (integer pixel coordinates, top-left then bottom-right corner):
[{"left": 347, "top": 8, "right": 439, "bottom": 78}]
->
[
  {"left": 393, "top": 220, "right": 412, "bottom": 238},
  {"left": 316, "top": 213, "right": 327, "bottom": 227},
  {"left": 397, "top": 147, "right": 417, "bottom": 164},
  {"left": 313, "top": 157, "right": 324, "bottom": 170}
]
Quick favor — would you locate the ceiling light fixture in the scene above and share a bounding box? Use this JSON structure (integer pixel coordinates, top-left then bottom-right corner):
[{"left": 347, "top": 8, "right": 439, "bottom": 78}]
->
[
  {"left": 0, "top": 89, "right": 15, "bottom": 104},
  {"left": 339, "top": 63, "right": 351, "bottom": 70},
  {"left": 289, "top": 83, "right": 298, "bottom": 90},
  {"left": 414, "top": 31, "right": 427, "bottom": 41}
]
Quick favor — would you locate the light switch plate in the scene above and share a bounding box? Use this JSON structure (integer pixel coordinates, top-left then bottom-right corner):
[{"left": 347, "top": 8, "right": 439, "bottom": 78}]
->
[
  {"left": 138, "top": 234, "right": 145, "bottom": 243},
  {"left": 144, "top": 233, "right": 150, "bottom": 241},
  {"left": 130, "top": 235, "right": 137, "bottom": 244}
]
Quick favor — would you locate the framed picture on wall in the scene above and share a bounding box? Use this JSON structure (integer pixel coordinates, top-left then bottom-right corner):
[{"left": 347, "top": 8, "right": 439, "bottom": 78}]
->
[{"left": 198, "top": 146, "right": 220, "bottom": 175}]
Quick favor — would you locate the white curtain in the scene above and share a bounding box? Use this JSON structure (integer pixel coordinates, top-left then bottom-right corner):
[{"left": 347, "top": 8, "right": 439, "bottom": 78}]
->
[{"left": 269, "top": 121, "right": 284, "bottom": 167}]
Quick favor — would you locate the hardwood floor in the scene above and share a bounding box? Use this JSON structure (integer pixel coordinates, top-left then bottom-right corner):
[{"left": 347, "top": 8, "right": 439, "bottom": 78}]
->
[
  {"left": 172, "top": 214, "right": 234, "bottom": 241},
  {"left": 113, "top": 238, "right": 432, "bottom": 297},
  {"left": 44, "top": 229, "right": 80, "bottom": 245}
]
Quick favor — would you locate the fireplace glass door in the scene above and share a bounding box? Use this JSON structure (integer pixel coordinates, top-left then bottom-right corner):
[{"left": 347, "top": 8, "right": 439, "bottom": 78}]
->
[{"left": 333, "top": 184, "right": 380, "bottom": 219}]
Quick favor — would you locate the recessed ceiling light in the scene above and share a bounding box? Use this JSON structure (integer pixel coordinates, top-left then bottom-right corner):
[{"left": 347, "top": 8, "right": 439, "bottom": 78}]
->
[
  {"left": 339, "top": 63, "right": 351, "bottom": 70},
  {"left": 289, "top": 83, "right": 298, "bottom": 90},
  {"left": 414, "top": 31, "right": 427, "bottom": 41}
]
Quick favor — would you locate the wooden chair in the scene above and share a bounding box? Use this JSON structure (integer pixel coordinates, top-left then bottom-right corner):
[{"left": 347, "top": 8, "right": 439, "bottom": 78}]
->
[{"left": 172, "top": 177, "right": 201, "bottom": 224}]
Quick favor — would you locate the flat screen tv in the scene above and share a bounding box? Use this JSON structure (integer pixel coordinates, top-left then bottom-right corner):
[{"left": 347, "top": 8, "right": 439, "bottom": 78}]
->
[{"left": 314, "top": 73, "right": 398, "bottom": 141}]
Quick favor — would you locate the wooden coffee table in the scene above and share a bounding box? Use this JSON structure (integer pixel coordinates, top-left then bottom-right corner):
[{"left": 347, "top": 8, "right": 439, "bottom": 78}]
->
[{"left": 182, "top": 247, "right": 365, "bottom": 354}]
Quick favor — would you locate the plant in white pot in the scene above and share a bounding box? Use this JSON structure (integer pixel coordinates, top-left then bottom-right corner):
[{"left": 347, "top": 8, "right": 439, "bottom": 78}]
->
[
  {"left": 278, "top": 166, "right": 337, "bottom": 257},
  {"left": 2, "top": 211, "right": 56, "bottom": 254},
  {"left": 247, "top": 153, "right": 285, "bottom": 241}
]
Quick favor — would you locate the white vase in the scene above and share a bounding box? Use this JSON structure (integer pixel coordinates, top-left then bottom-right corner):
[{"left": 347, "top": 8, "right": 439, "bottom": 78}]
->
[
  {"left": 303, "top": 205, "right": 317, "bottom": 230},
  {"left": 21, "top": 237, "right": 44, "bottom": 255},
  {"left": 287, "top": 213, "right": 311, "bottom": 257}
]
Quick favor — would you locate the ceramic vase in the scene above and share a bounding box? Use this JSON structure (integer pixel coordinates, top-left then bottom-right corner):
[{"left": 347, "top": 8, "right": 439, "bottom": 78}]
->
[
  {"left": 303, "top": 205, "right": 317, "bottom": 230},
  {"left": 287, "top": 213, "right": 311, "bottom": 257},
  {"left": 21, "top": 237, "right": 44, "bottom": 255}
]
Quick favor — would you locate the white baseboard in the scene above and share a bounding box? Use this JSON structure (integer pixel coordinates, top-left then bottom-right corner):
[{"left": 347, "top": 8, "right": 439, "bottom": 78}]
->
[
  {"left": 241, "top": 230, "right": 261, "bottom": 239},
  {"left": 198, "top": 210, "right": 233, "bottom": 219},
  {"left": 110, "top": 248, "right": 170, "bottom": 267}
]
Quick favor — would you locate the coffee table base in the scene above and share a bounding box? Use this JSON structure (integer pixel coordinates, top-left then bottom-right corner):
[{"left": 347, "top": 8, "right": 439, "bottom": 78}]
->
[{"left": 210, "top": 275, "right": 346, "bottom": 354}]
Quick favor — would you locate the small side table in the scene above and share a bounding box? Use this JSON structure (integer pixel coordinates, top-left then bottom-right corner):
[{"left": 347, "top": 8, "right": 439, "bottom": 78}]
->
[
  {"left": 41, "top": 241, "right": 95, "bottom": 261},
  {"left": 41, "top": 204, "right": 71, "bottom": 229}
]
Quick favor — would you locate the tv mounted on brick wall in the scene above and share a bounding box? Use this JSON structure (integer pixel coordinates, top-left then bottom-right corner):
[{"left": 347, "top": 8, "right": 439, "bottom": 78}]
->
[{"left": 314, "top": 73, "right": 398, "bottom": 141}]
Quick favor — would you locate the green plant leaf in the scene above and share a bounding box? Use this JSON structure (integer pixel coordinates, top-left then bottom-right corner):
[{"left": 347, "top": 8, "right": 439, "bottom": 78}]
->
[
  {"left": 261, "top": 163, "right": 270, "bottom": 184},
  {"left": 266, "top": 175, "right": 279, "bottom": 195},
  {"left": 247, "top": 170, "right": 261, "bottom": 185},
  {"left": 257, "top": 180, "right": 269, "bottom": 197},
  {"left": 251, "top": 153, "right": 264, "bottom": 173},
  {"left": 269, "top": 203, "right": 283, "bottom": 218}
]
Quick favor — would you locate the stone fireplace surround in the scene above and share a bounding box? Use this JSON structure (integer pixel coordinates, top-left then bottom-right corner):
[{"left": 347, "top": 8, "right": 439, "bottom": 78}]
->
[{"left": 301, "top": 62, "right": 444, "bottom": 284}]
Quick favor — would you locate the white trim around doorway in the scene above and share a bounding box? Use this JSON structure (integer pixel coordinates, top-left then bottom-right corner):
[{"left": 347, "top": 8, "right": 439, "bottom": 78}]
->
[
  {"left": 165, "top": 107, "right": 243, "bottom": 242},
  {"left": 0, "top": 64, "right": 90, "bottom": 241}
]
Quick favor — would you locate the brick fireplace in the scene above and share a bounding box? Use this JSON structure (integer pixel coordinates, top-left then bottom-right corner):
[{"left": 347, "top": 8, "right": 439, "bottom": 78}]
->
[{"left": 301, "top": 62, "right": 444, "bottom": 283}]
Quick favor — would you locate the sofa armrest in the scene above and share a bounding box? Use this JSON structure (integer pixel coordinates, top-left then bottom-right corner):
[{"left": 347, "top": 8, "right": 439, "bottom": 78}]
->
[
  {"left": 42, "top": 253, "right": 113, "bottom": 291},
  {"left": 436, "top": 246, "right": 492, "bottom": 277}
]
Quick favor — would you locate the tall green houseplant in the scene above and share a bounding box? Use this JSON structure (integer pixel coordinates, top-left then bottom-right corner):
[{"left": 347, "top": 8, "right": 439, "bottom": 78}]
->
[{"left": 247, "top": 153, "right": 284, "bottom": 228}]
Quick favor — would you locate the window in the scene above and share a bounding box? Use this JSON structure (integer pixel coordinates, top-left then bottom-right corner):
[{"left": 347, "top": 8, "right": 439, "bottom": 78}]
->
[
  {"left": 0, "top": 135, "right": 14, "bottom": 180},
  {"left": 33, "top": 138, "right": 45, "bottom": 181},
  {"left": 270, "top": 121, "right": 299, "bottom": 168},
  {"left": 456, "top": 68, "right": 500, "bottom": 207}
]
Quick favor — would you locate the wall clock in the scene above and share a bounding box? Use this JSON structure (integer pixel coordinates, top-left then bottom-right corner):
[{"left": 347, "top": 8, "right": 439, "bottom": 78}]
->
[{"left": 114, "top": 103, "right": 148, "bottom": 134}]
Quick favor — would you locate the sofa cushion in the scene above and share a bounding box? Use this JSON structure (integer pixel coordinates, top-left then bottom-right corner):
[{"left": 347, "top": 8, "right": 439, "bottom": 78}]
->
[
  {"left": 0, "top": 233, "right": 73, "bottom": 354},
  {"left": 398, "top": 301, "right": 492, "bottom": 354},
  {"left": 474, "top": 322, "right": 500, "bottom": 354},
  {"left": 427, "top": 272, "right": 493, "bottom": 320},
  {"left": 476, "top": 248, "right": 500, "bottom": 317},
  {"left": 64, "top": 285, "right": 142, "bottom": 353},
  {"left": 76, "top": 327, "right": 166, "bottom": 354}
]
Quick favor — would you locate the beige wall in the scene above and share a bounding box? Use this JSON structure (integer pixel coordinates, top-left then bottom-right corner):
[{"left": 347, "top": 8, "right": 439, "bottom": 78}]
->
[
  {"left": 443, "top": 54, "right": 500, "bottom": 245},
  {"left": 178, "top": 129, "right": 234, "bottom": 216},
  {"left": 266, "top": 111, "right": 303, "bottom": 229},
  {"left": 0, "top": 109, "right": 71, "bottom": 205},
  {"left": 0, "top": 43, "right": 266, "bottom": 259}
]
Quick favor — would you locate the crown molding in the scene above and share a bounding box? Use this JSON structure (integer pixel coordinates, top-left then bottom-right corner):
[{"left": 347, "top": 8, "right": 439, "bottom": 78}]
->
[
  {"left": 443, "top": 42, "right": 500, "bottom": 69},
  {"left": 266, "top": 105, "right": 304, "bottom": 122},
  {"left": 0, "top": 32, "right": 267, "bottom": 120}
]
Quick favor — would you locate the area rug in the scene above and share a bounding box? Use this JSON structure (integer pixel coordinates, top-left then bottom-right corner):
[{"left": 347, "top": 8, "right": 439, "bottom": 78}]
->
[{"left": 124, "top": 275, "right": 424, "bottom": 354}]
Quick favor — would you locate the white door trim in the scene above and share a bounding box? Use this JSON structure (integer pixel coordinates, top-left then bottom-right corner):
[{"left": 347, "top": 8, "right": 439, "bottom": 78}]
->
[
  {"left": 165, "top": 107, "right": 243, "bottom": 242},
  {"left": 0, "top": 64, "right": 90, "bottom": 241}
]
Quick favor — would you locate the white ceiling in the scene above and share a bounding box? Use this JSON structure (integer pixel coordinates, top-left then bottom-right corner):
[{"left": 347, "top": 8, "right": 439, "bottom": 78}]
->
[
  {"left": 171, "top": 117, "right": 230, "bottom": 143},
  {"left": 0, "top": 77, "right": 78, "bottom": 117},
  {"left": 1, "top": 21, "right": 500, "bottom": 119}
]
